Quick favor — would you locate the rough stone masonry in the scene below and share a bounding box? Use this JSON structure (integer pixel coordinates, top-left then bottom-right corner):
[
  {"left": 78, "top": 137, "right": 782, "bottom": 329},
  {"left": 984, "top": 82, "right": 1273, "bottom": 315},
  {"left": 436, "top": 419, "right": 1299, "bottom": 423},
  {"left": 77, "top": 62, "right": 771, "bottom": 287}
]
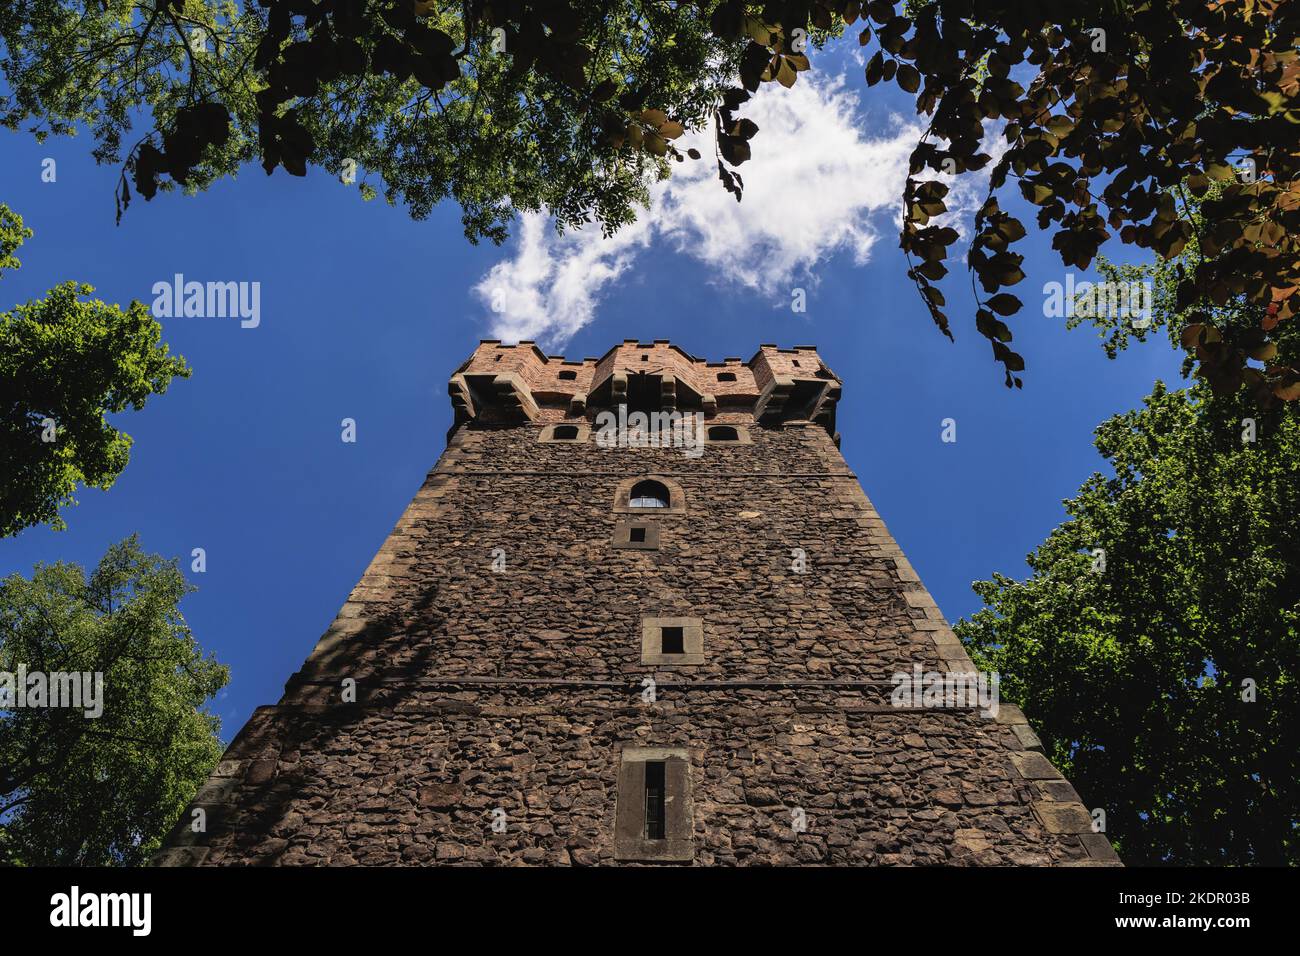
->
[{"left": 155, "top": 340, "right": 1120, "bottom": 866}]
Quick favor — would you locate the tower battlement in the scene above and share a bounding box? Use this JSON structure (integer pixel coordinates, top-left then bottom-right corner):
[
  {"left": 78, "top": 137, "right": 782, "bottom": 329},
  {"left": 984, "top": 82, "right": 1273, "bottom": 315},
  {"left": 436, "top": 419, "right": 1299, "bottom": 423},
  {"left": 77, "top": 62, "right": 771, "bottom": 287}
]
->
[{"left": 450, "top": 340, "right": 842, "bottom": 436}]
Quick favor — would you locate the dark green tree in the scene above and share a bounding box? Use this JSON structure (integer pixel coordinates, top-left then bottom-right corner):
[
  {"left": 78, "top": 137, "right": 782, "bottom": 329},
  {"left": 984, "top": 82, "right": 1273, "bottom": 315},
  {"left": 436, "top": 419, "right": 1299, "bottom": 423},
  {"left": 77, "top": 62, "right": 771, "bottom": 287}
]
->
[
  {"left": 959, "top": 381, "right": 1299, "bottom": 864},
  {"left": 958, "top": 189, "right": 1300, "bottom": 864},
  {"left": 0, "top": 203, "right": 190, "bottom": 537},
  {"left": 0, "top": 537, "right": 228, "bottom": 866}
]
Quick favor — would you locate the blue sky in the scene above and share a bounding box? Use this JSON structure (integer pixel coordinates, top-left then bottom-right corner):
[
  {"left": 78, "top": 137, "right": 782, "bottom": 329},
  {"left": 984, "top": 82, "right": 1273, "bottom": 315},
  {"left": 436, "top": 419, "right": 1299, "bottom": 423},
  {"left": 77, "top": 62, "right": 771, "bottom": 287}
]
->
[{"left": 0, "top": 37, "right": 1183, "bottom": 742}]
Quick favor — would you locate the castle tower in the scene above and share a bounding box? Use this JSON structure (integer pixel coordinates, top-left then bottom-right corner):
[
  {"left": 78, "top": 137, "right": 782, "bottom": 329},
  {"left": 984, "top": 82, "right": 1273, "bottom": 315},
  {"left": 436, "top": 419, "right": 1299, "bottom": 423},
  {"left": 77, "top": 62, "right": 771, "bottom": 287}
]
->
[{"left": 155, "top": 341, "right": 1119, "bottom": 866}]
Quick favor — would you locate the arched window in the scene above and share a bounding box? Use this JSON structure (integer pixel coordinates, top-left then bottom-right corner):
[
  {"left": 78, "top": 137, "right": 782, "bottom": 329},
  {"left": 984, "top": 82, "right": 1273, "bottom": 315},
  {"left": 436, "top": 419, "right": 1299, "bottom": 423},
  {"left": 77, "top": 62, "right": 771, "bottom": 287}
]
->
[
  {"left": 559, "top": 370, "right": 577, "bottom": 380},
  {"left": 553, "top": 424, "right": 580, "bottom": 440},
  {"left": 717, "top": 371, "right": 736, "bottom": 382},
  {"left": 708, "top": 425, "right": 739, "bottom": 441},
  {"left": 629, "top": 479, "right": 670, "bottom": 509}
]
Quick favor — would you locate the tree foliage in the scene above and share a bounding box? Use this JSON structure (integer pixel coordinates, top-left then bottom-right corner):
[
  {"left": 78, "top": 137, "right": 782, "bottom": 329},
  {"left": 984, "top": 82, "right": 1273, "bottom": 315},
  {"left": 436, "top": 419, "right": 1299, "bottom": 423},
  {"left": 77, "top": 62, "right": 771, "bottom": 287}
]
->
[
  {"left": 0, "top": 537, "right": 229, "bottom": 866},
  {"left": 814, "top": 0, "right": 1300, "bottom": 401},
  {"left": 0, "top": 204, "right": 190, "bottom": 538},
  {"left": 957, "top": 207, "right": 1300, "bottom": 864},
  {"left": 0, "top": 1, "right": 783, "bottom": 241},
  {"left": 4, "top": 2, "right": 1297, "bottom": 401},
  {"left": 958, "top": 380, "right": 1299, "bottom": 865},
  {"left": 1071, "top": 177, "right": 1297, "bottom": 403}
]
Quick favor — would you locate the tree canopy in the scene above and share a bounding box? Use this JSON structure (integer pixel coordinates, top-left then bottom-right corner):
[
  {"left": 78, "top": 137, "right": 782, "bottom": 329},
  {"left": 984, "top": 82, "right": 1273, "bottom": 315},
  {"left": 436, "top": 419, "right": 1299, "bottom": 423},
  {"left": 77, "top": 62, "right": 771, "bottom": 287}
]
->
[
  {"left": 0, "top": 0, "right": 779, "bottom": 241},
  {"left": 883, "top": 0, "right": 1300, "bottom": 403},
  {"left": 1, "top": 1, "right": 1296, "bottom": 397},
  {"left": 958, "top": 379, "right": 1299, "bottom": 864},
  {"left": 957, "top": 189, "right": 1300, "bottom": 865},
  {"left": 0, "top": 204, "right": 190, "bottom": 538},
  {"left": 0, "top": 537, "right": 228, "bottom": 866}
]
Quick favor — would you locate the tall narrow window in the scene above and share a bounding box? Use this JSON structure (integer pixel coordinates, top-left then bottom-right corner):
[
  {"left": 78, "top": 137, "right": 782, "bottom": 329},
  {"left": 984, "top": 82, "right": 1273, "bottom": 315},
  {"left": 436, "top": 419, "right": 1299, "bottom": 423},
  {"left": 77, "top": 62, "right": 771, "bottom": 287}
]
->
[
  {"left": 615, "top": 748, "right": 694, "bottom": 861},
  {"left": 644, "top": 761, "right": 666, "bottom": 840}
]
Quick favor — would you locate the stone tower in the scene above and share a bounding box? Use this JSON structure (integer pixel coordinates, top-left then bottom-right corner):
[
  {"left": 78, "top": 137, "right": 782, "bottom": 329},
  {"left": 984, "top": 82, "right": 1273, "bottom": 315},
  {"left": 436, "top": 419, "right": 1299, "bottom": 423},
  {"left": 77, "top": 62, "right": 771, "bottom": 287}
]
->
[{"left": 155, "top": 340, "right": 1119, "bottom": 866}]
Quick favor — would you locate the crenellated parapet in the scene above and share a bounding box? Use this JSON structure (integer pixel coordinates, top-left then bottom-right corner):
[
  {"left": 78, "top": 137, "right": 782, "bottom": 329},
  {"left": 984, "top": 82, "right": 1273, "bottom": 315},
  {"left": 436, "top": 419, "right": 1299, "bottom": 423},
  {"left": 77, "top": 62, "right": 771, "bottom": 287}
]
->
[{"left": 448, "top": 339, "right": 842, "bottom": 437}]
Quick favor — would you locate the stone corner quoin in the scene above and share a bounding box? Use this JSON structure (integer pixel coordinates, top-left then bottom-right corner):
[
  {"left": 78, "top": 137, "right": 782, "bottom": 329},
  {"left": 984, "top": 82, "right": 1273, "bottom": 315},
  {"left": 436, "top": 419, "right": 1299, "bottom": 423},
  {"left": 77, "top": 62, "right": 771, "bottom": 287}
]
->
[{"left": 153, "top": 340, "right": 1120, "bottom": 868}]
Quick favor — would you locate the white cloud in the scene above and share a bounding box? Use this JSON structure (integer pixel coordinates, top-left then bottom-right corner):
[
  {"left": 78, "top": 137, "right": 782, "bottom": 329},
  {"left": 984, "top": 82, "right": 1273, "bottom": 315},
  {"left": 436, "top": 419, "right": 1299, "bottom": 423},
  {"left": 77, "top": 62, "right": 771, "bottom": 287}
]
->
[
  {"left": 473, "top": 211, "right": 653, "bottom": 344},
  {"left": 474, "top": 70, "right": 934, "bottom": 347}
]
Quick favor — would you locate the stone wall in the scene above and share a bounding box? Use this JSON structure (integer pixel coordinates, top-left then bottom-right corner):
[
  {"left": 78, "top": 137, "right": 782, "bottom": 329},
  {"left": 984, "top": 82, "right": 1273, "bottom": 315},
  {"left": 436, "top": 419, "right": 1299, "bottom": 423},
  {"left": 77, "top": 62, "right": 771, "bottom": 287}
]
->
[{"left": 155, "top": 344, "right": 1120, "bottom": 866}]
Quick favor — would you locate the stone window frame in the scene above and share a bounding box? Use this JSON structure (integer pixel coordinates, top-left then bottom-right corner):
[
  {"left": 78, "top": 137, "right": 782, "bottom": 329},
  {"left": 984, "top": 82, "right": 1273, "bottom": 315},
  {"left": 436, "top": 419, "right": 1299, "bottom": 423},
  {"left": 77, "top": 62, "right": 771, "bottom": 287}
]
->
[
  {"left": 641, "top": 616, "right": 704, "bottom": 665},
  {"left": 612, "top": 520, "right": 661, "bottom": 551},
  {"left": 614, "top": 747, "right": 694, "bottom": 862},
  {"left": 704, "top": 423, "right": 752, "bottom": 445},
  {"left": 538, "top": 422, "right": 591, "bottom": 444},
  {"left": 612, "top": 474, "right": 687, "bottom": 514}
]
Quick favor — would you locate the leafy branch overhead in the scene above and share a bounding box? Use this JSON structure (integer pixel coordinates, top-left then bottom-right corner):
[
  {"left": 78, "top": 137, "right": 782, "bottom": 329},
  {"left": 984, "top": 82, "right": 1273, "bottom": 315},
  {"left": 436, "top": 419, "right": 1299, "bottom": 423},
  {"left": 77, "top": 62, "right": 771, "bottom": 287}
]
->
[
  {"left": 1, "top": 0, "right": 765, "bottom": 243},
  {"left": 868, "top": 0, "right": 1300, "bottom": 401},
  {"left": 3, "top": 2, "right": 1297, "bottom": 401}
]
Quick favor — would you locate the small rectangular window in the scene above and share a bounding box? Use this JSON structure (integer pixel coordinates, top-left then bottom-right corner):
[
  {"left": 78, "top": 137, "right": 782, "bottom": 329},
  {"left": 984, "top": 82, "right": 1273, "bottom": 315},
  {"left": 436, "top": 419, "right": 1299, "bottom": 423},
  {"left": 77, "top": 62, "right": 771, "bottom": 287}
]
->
[
  {"left": 641, "top": 617, "right": 703, "bottom": 664},
  {"left": 644, "top": 761, "right": 666, "bottom": 840},
  {"left": 660, "top": 627, "right": 684, "bottom": 654},
  {"left": 613, "top": 522, "right": 659, "bottom": 550}
]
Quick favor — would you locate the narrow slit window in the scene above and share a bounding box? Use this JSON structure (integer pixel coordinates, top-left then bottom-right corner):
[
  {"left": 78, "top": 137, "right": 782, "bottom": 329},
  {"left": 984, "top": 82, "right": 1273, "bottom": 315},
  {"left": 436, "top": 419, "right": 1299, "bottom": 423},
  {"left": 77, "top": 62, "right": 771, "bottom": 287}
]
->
[
  {"left": 660, "top": 626, "right": 684, "bottom": 655},
  {"left": 644, "top": 761, "right": 666, "bottom": 840},
  {"left": 615, "top": 748, "right": 693, "bottom": 861}
]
